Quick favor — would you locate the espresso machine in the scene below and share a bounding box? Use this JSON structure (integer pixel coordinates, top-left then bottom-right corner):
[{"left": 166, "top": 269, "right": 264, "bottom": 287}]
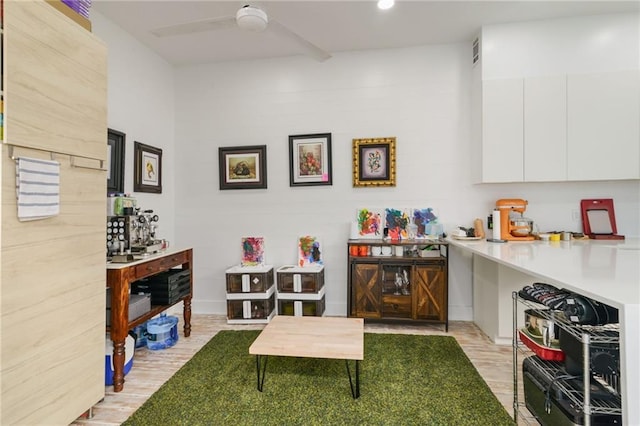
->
[
  {"left": 495, "top": 199, "right": 535, "bottom": 241},
  {"left": 107, "top": 209, "right": 163, "bottom": 256}
]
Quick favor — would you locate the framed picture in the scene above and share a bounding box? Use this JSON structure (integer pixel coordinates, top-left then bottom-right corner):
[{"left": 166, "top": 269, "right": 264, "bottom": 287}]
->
[
  {"left": 353, "top": 137, "right": 396, "bottom": 187},
  {"left": 107, "top": 128, "right": 125, "bottom": 194},
  {"left": 133, "top": 141, "right": 162, "bottom": 194},
  {"left": 219, "top": 145, "right": 267, "bottom": 190},
  {"left": 289, "top": 133, "right": 332, "bottom": 186}
]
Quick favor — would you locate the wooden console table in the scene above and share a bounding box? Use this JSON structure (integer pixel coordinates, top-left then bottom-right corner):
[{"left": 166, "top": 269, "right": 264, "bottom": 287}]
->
[{"left": 106, "top": 248, "right": 193, "bottom": 392}]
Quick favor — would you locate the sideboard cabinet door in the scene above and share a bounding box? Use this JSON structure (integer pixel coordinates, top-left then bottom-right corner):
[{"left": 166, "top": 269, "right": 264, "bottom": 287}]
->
[
  {"left": 351, "top": 263, "right": 381, "bottom": 318},
  {"left": 413, "top": 263, "right": 447, "bottom": 322}
]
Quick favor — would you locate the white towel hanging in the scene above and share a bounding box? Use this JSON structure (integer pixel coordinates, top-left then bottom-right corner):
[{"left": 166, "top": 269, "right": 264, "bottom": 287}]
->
[{"left": 16, "top": 157, "right": 60, "bottom": 221}]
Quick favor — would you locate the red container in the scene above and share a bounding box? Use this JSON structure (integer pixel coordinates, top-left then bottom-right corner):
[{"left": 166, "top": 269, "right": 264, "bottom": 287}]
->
[{"left": 518, "top": 328, "right": 565, "bottom": 362}]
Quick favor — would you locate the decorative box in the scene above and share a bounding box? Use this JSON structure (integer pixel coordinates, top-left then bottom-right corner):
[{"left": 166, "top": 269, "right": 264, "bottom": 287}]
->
[
  {"left": 277, "top": 286, "right": 325, "bottom": 317},
  {"left": 276, "top": 264, "right": 324, "bottom": 293},
  {"left": 226, "top": 291, "right": 275, "bottom": 324},
  {"left": 278, "top": 296, "right": 326, "bottom": 317},
  {"left": 225, "top": 265, "right": 274, "bottom": 293}
]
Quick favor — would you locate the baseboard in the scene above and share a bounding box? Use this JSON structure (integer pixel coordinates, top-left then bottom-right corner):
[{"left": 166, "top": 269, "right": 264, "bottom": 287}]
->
[{"left": 190, "top": 300, "right": 474, "bottom": 322}]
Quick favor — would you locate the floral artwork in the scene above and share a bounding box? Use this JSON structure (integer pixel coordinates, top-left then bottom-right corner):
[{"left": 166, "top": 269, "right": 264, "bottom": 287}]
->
[
  {"left": 298, "top": 144, "right": 322, "bottom": 176},
  {"left": 366, "top": 149, "right": 383, "bottom": 175},
  {"left": 298, "top": 235, "right": 322, "bottom": 267},
  {"left": 385, "top": 208, "right": 410, "bottom": 240},
  {"left": 413, "top": 208, "right": 439, "bottom": 236},
  {"left": 241, "top": 237, "right": 265, "bottom": 266},
  {"left": 357, "top": 208, "right": 382, "bottom": 238}
]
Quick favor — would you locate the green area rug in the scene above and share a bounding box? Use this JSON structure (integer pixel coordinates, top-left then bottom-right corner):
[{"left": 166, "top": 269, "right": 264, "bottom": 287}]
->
[{"left": 124, "top": 330, "right": 514, "bottom": 425}]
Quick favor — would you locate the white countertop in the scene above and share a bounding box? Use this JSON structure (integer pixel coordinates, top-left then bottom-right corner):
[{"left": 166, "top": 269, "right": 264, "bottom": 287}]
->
[{"left": 447, "top": 237, "right": 640, "bottom": 309}]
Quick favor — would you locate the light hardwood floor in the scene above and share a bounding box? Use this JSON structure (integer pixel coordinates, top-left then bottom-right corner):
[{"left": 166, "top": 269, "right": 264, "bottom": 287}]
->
[{"left": 73, "top": 315, "right": 539, "bottom": 425}]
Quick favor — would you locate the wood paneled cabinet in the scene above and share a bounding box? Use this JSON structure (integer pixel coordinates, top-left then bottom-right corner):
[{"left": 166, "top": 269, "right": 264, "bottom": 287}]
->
[
  {"left": 347, "top": 240, "right": 448, "bottom": 330},
  {"left": 1, "top": 1, "right": 107, "bottom": 424}
]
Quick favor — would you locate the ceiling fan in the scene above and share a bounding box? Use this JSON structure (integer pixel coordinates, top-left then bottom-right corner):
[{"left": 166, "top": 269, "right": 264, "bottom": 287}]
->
[{"left": 150, "top": 4, "right": 332, "bottom": 62}]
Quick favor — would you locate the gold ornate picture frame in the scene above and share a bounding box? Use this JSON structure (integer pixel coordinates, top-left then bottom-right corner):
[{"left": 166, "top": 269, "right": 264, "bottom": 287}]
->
[{"left": 352, "top": 137, "right": 396, "bottom": 187}]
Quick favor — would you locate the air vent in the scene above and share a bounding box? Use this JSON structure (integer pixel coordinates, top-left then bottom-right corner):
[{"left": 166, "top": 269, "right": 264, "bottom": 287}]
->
[{"left": 472, "top": 37, "right": 480, "bottom": 66}]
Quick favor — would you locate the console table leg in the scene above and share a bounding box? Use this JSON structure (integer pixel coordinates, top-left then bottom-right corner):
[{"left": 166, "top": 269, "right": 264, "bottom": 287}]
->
[
  {"left": 112, "top": 340, "right": 125, "bottom": 392},
  {"left": 183, "top": 297, "right": 192, "bottom": 337}
]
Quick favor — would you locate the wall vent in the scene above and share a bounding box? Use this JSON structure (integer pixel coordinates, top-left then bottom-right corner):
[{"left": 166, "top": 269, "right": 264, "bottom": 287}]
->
[{"left": 472, "top": 36, "right": 480, "bottom": 66}]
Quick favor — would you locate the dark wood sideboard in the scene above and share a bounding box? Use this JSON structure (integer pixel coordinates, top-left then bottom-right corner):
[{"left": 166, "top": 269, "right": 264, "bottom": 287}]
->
[{"left": 106, "top": 248, "right": 193, "bottom": 392}]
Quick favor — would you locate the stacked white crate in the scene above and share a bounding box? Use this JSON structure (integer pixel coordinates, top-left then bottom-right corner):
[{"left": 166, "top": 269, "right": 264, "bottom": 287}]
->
[
  {"left": 276, "top": 264, "right": 325, "bottom": 316},
  {"left": 225, "top": 265, "right": 276, "bottom": 324}
]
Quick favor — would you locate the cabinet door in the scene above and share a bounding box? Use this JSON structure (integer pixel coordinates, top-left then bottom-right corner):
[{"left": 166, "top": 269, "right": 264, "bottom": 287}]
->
[
  {"left": 524, "top": 75, "right": 567, "bottom": 181},
  {"left": 4, "top": 0, "right": 107, "bottom": 160},
  {"left": 482, "top": 79, "right": 524, "bottom": 182},
  {"left": 351, "top": 263, "right": 381, "bottom": 318},
  {"left": 567, "top": 70, "right": 640, "bottom": 180},
  {"left": 413, "top": 262, "right": 447, "bottom": 322}
]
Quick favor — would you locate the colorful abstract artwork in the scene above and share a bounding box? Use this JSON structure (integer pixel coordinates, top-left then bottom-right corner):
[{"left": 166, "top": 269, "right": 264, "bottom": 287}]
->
[
  {"left": 357, "top": 208, "right": 382, "bottom": 238},
  {"left": 413, "top": 208, "right": 439, "bottom": 236},
  {"left": 385, "top": 208, "right": 410, "bottom": 240},
  {"left": 298, "top": 235, "right": 322, "bottom": 267},
  {"left": 241, "top": 237, "right": 265, "bottom": 266}
]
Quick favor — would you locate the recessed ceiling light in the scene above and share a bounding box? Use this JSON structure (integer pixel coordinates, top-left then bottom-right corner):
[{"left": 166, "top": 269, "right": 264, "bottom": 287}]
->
[{"left": 377, "top": 0, "right": 395, "bottom": 10}]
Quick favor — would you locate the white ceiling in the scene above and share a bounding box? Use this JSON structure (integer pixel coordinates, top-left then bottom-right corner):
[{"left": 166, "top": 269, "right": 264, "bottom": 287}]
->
[{"left": 92, "top": 0, "right": 639, "bottom": 65}]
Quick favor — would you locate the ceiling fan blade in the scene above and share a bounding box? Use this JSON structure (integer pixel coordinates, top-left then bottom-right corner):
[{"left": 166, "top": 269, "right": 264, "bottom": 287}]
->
[
  {"left": 151, "top": 16, "right": 236, "bottom": 37},
  {"left": 268, "top": 19, "right": 332, "bottom": 62}
]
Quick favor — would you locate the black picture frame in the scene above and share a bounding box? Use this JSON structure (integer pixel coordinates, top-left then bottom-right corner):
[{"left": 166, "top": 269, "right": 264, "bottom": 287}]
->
[
  {"left": 218, "top": 145, "right": 267, "bottom": 190},
  {"left": 107, "top": 128, "right": 125, "bottom": 194},
  {"left": 134, "top": 141, "right": 162, "bottom": 194},
  {"left": 289, "top": 133, "right": 332, "bottom": 187}
]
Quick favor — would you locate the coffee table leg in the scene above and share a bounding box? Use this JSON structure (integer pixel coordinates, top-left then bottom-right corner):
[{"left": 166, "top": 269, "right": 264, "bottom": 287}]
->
[
  {"left": 356, "top": 360, "right": 360, "bottom": 398},
  {"left": 256, "top": 355, "right": 268, "bottom": 392},
  {"left": 345, "top": 359, "right": 361, "bottom": 399}
]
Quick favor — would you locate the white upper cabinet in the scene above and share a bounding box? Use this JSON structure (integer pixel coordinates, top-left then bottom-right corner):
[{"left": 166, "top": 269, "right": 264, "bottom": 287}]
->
[
  {"left": 524, "top": 75, "right": 567, "bottom": 182},
  {"left": 567, "top": 70, "right": 640, "bottom": 181},
  {"left": 475, "top": 14, "right": 639, "bottom": 183},
  {"left": 481, "top": 79, "right": 524, "bottom": 183}
]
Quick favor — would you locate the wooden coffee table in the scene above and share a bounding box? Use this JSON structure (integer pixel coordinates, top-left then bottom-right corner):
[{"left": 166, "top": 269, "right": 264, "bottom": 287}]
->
[{"left": 249, "top": 315, "right": 364, "bottom": 398}]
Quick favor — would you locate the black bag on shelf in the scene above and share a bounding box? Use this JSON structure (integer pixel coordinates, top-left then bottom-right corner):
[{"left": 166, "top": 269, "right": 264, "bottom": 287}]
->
[{"left": 519, "top": 282, "right": 570, "bottom": 310}]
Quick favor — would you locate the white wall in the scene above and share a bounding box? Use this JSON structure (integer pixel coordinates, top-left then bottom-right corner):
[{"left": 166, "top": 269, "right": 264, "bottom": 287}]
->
[
  {"left": 173, "top": 44, "right": 479, "bottom": 319},
  {"left": 92, "top": 12, "right": 177, "bottom": 245},
  {"left": 94, "top": 11, "right": 639, "bottom": 320},
  {"left": 173, "top": 43, "right": 639, "bottom": 319}
]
